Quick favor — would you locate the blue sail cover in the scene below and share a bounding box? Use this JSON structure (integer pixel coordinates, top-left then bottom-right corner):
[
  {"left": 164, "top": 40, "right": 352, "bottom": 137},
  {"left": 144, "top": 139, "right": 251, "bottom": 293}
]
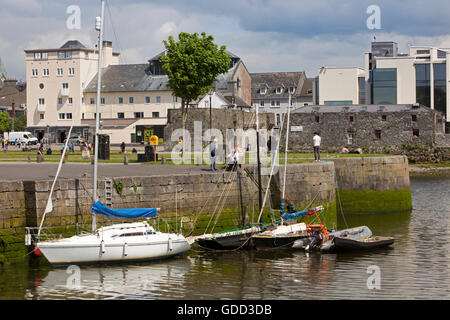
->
[
  {"left": 92, "top": 201, "right": 157, "bottom": 218},
  {"left": 281, "top": 209, "right": 309, "bottom": 220}
]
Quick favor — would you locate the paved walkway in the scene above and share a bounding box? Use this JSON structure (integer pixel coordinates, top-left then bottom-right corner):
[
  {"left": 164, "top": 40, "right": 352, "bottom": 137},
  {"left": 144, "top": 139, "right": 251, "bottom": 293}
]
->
[{"left": 0, "top": 162, "right": 212, "bottom": 181}]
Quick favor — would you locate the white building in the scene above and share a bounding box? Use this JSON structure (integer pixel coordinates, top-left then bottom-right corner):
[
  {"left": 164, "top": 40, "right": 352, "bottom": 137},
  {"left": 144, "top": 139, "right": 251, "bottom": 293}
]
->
[
  {"left": 316, "top": 67, "right": 366, "bottom": 105},
  {"left": 313, "top": 41, "right": 450, "bottom": 127}
]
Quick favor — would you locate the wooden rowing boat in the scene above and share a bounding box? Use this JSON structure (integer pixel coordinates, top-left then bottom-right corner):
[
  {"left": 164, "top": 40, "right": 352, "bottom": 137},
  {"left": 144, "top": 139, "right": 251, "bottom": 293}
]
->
[{"left": 333, "top": 236, "right": 394, "bottom": 251}]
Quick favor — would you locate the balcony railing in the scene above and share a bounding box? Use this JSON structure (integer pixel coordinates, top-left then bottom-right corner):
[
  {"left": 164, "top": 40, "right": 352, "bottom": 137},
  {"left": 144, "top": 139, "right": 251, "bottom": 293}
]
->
[
  {"left": 60, "top": 87, "right": 70, "bottom": 96},
  {"left": 37, "top": 104, "right": 46, "bottom": 112}
]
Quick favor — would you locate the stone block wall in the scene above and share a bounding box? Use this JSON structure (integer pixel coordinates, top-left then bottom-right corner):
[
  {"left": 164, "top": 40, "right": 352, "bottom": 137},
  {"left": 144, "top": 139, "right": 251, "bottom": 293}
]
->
[
  {"left": 284, "top": 107, "right": 440, "bottom": 153},
  {"left": 332, "top": 156, "right": 412, "bottom": 214},
  {"left": 164, "top": 108, "right": 275, "bottom": 152}
]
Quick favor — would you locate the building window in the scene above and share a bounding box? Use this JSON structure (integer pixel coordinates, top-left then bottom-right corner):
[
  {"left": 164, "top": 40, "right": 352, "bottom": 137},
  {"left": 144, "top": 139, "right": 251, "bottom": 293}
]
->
[
  {"left": 375, "top": 129, "right": 381, "bottom": 140},
  {"left": 145, "top": 96, "right": 151, "bottom": 104},
  {"left": 118, "top": 97, "right": 123, "bottom": 104},
  {"left": 66, "top": 113, "right": 72, "bottom": 119},
  {"left": 58, "top": 51, "right": 72, "bottom": 59},
  {"left": 58, "top": 113, "right": 65, "bottom": 120},
  {"left": 260, "top": 101, "right": 265, "bottom": 107},
  {"left": 152, "top": 112, "right": 160, "bottom": 118},
  {"left": 58, "top": 98, "right": 62, "bottom": 105},
  {"left": 38, "top": 98, "right": 45, "bottom": 105},
  {"left": 371, "top": 68, "right": 397, "bottom": 104},
  {"left": 260, "top": 88, "right": 267, "bottom": 95},
  {"left": 62, "top": 83, "right": 69, "bottom": 89},
  {"left": 434, "top": 63, "right": 447, "bottom": 118},
  {"left": 415, "top": 64, "right": 430, "bottom": 108},
  {"left": 438, "top": 50, "right": 447, "bottom": 59},
  {"left": 68, "top": 97, "right": 73, "bottom": 104},
  {"left": 156, "top": 96, "right": 161, "bottom": 103},
  {"left": 276, "top": 114, "right": 281, "bottom": 126},
  {"left": 276, "top": 101, "right": 280, "bottom": 106},
  {"left": 34, "top": 52, "right": 42, "bottom": 60},
  {"left": 271, "top": 101, "right": 275, "bottom": 106},
  {"left": 347, "top": 132, "right": 354, "bottom": 145},
  {"left": 172, "top": 96, "right": 178, "bottom": 102},
  {"left": 100, "top": 97, "right": 105, "bottom": 104},
  {"left": 417, "top": 49, "right": 430, "bottom": 55},
  {"left": 413, "top": 129, "right": 420, "bottom": 137},
  {"left": 43, "top": 69, "right": 49, "bottom": 76},
  {"left": 134, "top": 112, "right": 144, "bottom": 118},
  {"left": 315, "top": 115, "right": 320, "bottom": 123},
  {"left": 90, "top": 98, "right": 95, "bottom": 104},
  {"left": 32, "top": 69, "right": 38, "bottom": 77},
  {"left": 381, "top": 115, "right": 387, "bottom": 121},
  {"left": 117, "top": 112, "right": 124, "bottom": 119},
  {"left": 57, "top": 68, "right": 63, "bottom": 76},
  {"left": 412, "top": 114, "right": 417, "bottom": 122},
  {"left": 358, "top": 77, "right": 366, "bottom": 104},
  {"left": 68, "top": 68, "right": 75, "bottom": 76},
  {"left": 39, "top": 83, "right": 44, "bottom": 89},
  {"left": 276, "top": 87, "right": 282, "bottom": 94},
  {"left": 289, "top": 87, "right": 295, "bottom": 94},
  {"left": 349, "top": 115, "right": 354, "bottom": 122},
  {"left": 129, "top": 97, "right": 134, "bottom": 104},
  {"left": 39, "top": 114, "right": 44, "bottom": 120}
]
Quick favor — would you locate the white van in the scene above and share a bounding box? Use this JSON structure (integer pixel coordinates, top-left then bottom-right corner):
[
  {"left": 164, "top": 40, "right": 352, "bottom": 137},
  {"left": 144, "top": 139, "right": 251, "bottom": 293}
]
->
[{"left": 4, "top": 132, "right": 39, "bottom": 145}]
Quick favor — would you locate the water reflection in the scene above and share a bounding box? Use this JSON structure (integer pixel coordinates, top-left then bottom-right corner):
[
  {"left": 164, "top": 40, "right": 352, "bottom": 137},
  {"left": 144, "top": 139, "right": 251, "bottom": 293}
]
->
[{"left": 29, "top": 257, "right": 191, "bottom": 300}]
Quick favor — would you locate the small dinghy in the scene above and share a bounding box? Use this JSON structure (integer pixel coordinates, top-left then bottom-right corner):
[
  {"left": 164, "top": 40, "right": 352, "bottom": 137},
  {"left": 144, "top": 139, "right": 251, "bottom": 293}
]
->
[{"left": 333, "top": 236, "right": 394, "bottom": 252}]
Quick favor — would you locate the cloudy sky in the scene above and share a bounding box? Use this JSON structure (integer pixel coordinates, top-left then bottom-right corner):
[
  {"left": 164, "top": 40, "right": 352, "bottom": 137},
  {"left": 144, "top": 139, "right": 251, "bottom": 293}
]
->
[{"left": 2, "top": 0, "right": 450, "bottom": 81}]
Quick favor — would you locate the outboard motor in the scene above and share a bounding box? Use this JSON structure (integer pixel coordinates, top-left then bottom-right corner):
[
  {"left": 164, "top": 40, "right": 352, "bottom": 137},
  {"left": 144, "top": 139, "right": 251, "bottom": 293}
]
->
[{"left": 305, "top": 231, "right": 323, "bottom": 252}]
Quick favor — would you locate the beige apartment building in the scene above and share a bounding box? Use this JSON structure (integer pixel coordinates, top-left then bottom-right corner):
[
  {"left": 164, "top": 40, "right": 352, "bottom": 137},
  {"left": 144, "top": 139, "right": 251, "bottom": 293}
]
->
[{"left": 25, "top": 40, "right": 122, "bottom": 143}]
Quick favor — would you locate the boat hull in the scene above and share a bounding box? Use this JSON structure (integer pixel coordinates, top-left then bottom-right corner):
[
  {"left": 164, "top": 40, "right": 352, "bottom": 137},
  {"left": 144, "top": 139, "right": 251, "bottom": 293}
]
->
[
  {"left": 196, "top": 233, "right": 254, "bottom": 250},
  {"left": 251, "top": 234, "right": 307, "bottom": 250},
  {"left": 37, "top": 236, "right": 190, "bottom": 265},
  {"left": 333, "top": 236, "right": 394, "bottom": 252}
]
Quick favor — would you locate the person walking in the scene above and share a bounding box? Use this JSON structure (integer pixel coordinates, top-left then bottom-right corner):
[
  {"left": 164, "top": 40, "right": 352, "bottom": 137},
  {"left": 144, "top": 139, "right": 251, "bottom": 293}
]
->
[
  {"left": 120, "top": 141, "right": 126, "bottom": 154},
  {"left": 210, "top": 139, "right": 217, "bottom": 171},
  {"left": 313, "top": 132, "right": 321, "bottom": 162}
]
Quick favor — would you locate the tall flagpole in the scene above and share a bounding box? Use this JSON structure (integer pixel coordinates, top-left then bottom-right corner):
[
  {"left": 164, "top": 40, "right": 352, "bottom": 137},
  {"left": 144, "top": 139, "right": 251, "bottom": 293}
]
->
[{"left": 92, "top": 0, "right": 105, "bottom": 233}]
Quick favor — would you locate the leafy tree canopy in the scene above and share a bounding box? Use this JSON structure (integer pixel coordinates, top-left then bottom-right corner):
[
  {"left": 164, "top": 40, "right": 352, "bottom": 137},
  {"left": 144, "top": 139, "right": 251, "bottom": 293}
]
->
[
  {"left": 159, "top": 32, "right": 231, "bottom": 104},
  {"left": 0, "top": 112, "right": 11, "bottom": 134}
]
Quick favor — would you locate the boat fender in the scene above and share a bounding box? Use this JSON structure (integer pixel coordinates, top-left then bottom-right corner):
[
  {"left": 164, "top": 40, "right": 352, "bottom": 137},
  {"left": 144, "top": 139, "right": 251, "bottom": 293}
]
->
[
  {"left": 168, "top": 238, "right": 173, "bottom": 251},
  {"left": 33, "top": 246, "right": 43, "bottom": 256},
  {"left": 25, "top": 233, "right": 32, "bottom": 246},
  {"left": 101, "top": 240, "right": 105, "bottom": 253},
  {"left": 124, "top": 242, "right": 128, "bottom": 256}
]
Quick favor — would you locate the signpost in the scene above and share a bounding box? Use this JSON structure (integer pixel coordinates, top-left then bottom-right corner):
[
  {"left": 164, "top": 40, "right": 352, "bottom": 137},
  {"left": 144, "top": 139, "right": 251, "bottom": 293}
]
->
[{"left": 149, "top": 135, "right": 158, "bottom": 162}]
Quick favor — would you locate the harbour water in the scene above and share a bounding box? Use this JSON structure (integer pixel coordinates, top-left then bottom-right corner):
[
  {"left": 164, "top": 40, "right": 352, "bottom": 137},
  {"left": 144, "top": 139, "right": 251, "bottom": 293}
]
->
[{"left": 0, "top": 177, "right": 449, "bottom": 300}]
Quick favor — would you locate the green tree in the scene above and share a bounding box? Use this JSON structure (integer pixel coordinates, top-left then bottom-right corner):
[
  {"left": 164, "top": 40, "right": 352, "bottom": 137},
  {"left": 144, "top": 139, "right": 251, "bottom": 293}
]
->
[
  {"left": 159, "top": 32, "right": 230, "bottom": 144},
  {"left": 14, "top": 114, "right": 27, "bottom": 131},
  {"left": 0, "top": 112, "right": 11, "bottom": 134}
]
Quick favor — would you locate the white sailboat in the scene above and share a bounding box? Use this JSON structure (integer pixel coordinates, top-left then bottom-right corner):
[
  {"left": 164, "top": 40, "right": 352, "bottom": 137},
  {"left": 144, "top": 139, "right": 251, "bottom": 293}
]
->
[{"left": 32, "top": 0, "right": 190, "bottom": 265}]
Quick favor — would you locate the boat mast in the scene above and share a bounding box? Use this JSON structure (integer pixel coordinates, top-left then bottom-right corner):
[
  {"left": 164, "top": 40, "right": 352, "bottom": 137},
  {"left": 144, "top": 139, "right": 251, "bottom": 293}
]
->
[
  {"left": 256, "top": 104, "right": 263, "bottom": 224},
  {"left": 92, "top": 0, "right": 105, "bottom": 233},
  {"left": 281, "top": 93, "right": 291, "bottom": 217}
]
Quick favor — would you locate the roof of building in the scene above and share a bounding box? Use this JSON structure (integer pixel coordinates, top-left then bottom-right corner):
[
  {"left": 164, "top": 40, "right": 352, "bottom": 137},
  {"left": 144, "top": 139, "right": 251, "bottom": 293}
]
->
[
  {"left": 60, "top": 40, "right": 87, "bottom": 49},
  {"left": 0, "top": 80, "right": 26, "bottom": 107},
  {"left": 84, "top": 64, "right": 171, "bottom": 93},
  {"left": 291, "top": 104, "right": 440, "bottom": 114},
  {"left": 251, "top": 71, "right": 307, "bottom": 99}
]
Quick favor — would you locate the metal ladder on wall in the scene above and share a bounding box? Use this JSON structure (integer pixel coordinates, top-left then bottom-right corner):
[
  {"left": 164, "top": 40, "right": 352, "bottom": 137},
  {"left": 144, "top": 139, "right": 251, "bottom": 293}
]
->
[{"left": 104, "top": 179, "right": 113, "bottom": 206}]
